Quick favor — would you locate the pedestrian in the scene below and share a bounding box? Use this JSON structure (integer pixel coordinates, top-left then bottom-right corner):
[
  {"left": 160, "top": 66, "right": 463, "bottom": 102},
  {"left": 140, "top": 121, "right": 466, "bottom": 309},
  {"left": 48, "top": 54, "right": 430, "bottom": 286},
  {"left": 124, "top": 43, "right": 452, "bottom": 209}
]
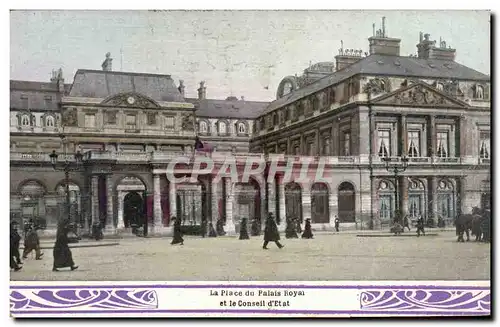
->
[
  {"left": 263, "top": 213, "right": 284, "bottom": 249},
  {"left": 216, "top": 219, "right": 226, "bottom": 236},
  {"left": 295, "top": 217, "right": 303, "bottom": 233},
  {"left": 251, "top": 218, "right": 261, "bottom": 236},
  {"left": 208, "top": 222, "right": 217, "bottom": 237},
  {"left": 301, "top": 218, "right": 314, "bottom": 239},
  {"left": 416, "top": 216, "right": 425, "bottom": 237},
  {"left": 239, "top": 218, "right": 250, "bottom": 240},
  {"left": 10, "top": 221, "right": 22, "bottom": 271},
  {"left": 52, "top": 220, "right": 78, "bottom": 272},
  {"left": 285, "top": 217, "right": 298, "bottom": 239},
  {"left": 334, "top": 216, "right": 340, "bottom": 232},
  {"left": 200, "top": 219, "right": 207, "bottom": 238},
  {"left": 22, "top": 224, "right": 44, "bottom": 260},
  {"left": 171, "top": 216, "right": 184, "bottom": 245},
  {"left": 403, "top": 215, "right": 411, "bottom": 232}
]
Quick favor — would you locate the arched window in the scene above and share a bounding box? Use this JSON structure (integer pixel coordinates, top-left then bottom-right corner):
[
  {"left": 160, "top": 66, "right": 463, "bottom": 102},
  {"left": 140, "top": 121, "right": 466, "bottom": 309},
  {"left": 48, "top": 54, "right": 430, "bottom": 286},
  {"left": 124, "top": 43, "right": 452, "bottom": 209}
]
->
[
  {"left": 436, "top": 83, "right": 444, "bottom": 91},
  {"left": 238, "top": 122, "right": 246, "bottom": 134},
  {"left": 218, "top": 121, "right": 227, "bottom": 134},
  {"left": 45, "top": 116, "right": 55, "bottom": 127},
  {"left": 475, "top": 85, "right": 484, "bottom": 99},
  {"left": 199, "top": 121, "right": 208, "bottom": 133},
  {"left": 21, "top": 115, "right": 30, "bottom": 126}
]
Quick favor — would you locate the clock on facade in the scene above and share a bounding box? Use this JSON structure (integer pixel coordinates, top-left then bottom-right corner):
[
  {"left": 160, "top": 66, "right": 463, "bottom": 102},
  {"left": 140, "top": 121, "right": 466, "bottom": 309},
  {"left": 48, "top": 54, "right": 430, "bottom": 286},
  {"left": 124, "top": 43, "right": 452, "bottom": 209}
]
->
[{"left": 127, "top": 96, "right": 136, "bottom": 105}]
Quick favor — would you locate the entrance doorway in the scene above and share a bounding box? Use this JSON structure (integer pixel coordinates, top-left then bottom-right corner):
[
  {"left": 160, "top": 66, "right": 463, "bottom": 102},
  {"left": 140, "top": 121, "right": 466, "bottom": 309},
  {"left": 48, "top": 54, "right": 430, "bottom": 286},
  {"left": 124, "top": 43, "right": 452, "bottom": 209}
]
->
[{"left": 123, "top": 191, "right": 143, "bottom": 228}]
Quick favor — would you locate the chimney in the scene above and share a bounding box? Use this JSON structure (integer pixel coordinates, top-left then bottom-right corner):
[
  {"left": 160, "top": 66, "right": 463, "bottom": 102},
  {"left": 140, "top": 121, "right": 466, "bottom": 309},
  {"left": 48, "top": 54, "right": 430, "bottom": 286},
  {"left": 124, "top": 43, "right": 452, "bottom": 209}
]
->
[
  {"left": 178, "top": 80, "right": 185, "bottom": 97},
  {"left": 367, "top": 17, "right": 401, "bottom": 56},
  {"left": 197, "top": 81, "right": 206, "bottom": 100},
  {"left": 335, "top": 42, "right": 364, "bottom": 71},
  {"left": 50, "top": 68, "right": 65, "bottom": 93},
  {"left": 416, "top": 33, "right": 456, "bottom": 61},
  {"left": 102, "top": 52, "right": 113, "bottom": 71}
]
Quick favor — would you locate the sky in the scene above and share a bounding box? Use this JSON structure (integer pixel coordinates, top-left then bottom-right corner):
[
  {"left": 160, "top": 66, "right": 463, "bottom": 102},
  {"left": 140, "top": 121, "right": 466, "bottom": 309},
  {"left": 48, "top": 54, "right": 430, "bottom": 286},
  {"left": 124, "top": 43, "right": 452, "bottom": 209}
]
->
[{"left": 10, "top": 10, "right": 490, "bottom": 102}]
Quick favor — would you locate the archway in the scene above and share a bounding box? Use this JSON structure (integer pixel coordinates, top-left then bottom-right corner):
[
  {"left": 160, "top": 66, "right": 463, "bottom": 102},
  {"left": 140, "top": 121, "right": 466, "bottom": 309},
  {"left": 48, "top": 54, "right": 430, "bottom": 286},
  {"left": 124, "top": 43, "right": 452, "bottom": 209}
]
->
[
  {"left": 436, "top": 179, "right": 455, "bottom": 224},
  {"left": 377, "top": 179, "right": 395, "bottom": 225},
  {"left": 311, "top": 183, "right": 329, "bottom": 223},
  {"left": 285, "top": 182, "right": 302, "bottom": 222},
  {"left": 123, "top": 191, "right": 143, "bottom": 228},
  {"left": 234, "top": 178, "right": 261, "bottom": 225},
  {"left": 18, "top": 180, "right": 48, "bottom": 226},
  {"left": 338, "top": 182, "right": 355, "bottom": 222},
  {"left": 408, "top": 178, "right": 426, "bottom": 219},
  {"left": 175, "top": 178, "right": 206, "bottom": 226},
  {"left": 56, "top": 182, "right": 82, "bottom": 227}
]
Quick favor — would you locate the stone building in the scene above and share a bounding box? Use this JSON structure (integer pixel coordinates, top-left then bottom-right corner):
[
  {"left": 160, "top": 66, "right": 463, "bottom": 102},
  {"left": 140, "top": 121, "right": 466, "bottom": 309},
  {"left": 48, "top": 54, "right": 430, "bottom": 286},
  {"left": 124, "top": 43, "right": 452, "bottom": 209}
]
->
[{"left": 10, "top": 21, "right": 490, "bottom": 234}]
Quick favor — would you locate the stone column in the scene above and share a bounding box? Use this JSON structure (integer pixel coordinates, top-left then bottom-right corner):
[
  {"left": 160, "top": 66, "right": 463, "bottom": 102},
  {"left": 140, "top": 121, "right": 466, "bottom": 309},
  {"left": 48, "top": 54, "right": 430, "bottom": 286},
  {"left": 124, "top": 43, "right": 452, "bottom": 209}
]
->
[
  {"left": 328, "top": 188, "right": 338, "bottom": 229},
  {"left": 301, "top": 186, "right": 312, "bottom": 222},
  {"left": 459, "top": 177, "right": 468, "bottom": 214},
  {"left": 278, "top": 176, "right": 286, "bottom": 226},
  {"left": 371, "top": 177, "right": 380, "bottom": 230},
  {"left": 400, "top": 114, "right": 407, "bottom": 156},
  {"left": 105, "top": 174, "right": 114, "bottom": 231},
  {"left": 224, "top": 177, "right": 235, "bottom": 234},
  {"left": 91, "top": 175, "right": 99, "bottom": 224},
  {"left": 117, "top": 191, "right": 125, "bottom": 229},
  {"left": 169, "top": 181, "right": 177, "bottom": 221},
  {"left": 400, "top": 176, "right": 409, "bottom": 218},
  {"left": 153, "top": 174, "right": 162, "bottom": 229},
  {"left": 370, "top": 111, "right": 377, "bottom": 159},
  {"left": 430, "top": 176, "right": 438, "bottom": 223},
  {"left": 429, "top": 115, "right": 436, "bottom": 158},
  {"left": 260, "top": 183, "right": 267, "bottom": 227},
  {"left": 211, "top": 177, "right": 219, "bottom": 222}
]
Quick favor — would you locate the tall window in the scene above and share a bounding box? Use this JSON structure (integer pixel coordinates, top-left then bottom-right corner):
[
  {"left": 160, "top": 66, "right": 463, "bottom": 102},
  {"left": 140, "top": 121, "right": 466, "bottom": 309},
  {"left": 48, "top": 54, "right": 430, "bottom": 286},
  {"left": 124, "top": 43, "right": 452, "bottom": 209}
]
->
[
  {"left": 437, "top": 131, "right": 449, "bottom": 157},
  {"left": 218, "top": 121, "right": 227, "bottom": 134},
  {"left": 293, "top": 144, "right": 300, "bottom": 155},
  {"left": 408, "top": 195, "right": 422, "bottom": 217},
  {"left": 437, "top": 194, "right": 452, "bottom": 219},
  {"left": 322, "top": 137, "right": 331, "bottom": 155},
  {"left": 307, "top": 141, "right": 316, "bottom": 156},
  {"left": 165, "top": 116, "right": 175, "bottom": 129},
  {"left": 407, "top": 131, "right": 420, "bottom": 157},
  {"left": 377, "top": 130, "right": 390, "bottom": 157},
  {"left": 480, "top": 131, "right": 490, "bottom": 159},
  {"left": 342, "top": 132, "right": 351, "bottom": 156},
  {"left": 238, "top": 122, "right": 246, "bottom": 134},
  {"left": 199, "top": 121, "right": 208, "bottom": 133},
  {"left": 21, "top": 115, "right": 30, "bottom": 126},
  {"left": 379, "top": 195, "right": 392, "bottom": 221},
  {"left": 45, "top": 116, "right": 55, "bottom": 127},
  {"left": 126, "top": 114, "right": 136, "bottom": 125},
  {"left": 84, "top": 114, "right": 96, "bottom": 128},
  {"left": 475, "top": 85, "right": 484, "bottom": 99}
]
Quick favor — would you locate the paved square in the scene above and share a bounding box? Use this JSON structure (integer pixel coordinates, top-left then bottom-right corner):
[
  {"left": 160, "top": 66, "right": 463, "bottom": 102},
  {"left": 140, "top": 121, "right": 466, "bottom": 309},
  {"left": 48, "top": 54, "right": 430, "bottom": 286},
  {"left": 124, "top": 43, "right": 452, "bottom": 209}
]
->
[{"left": 11, "top": 231, "right": 490, "bottom": 281}]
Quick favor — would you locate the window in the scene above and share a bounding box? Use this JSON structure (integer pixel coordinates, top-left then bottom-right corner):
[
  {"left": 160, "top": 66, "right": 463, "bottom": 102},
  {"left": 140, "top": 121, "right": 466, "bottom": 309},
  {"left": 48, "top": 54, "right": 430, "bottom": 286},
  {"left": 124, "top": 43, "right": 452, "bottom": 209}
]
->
[
  {"left": 322, "top": 137, "right": 331, "bottom": 156},
  {"left": 408, "top": 195, "right": 422, "bottom": 218},
  {"left": 147, "top": 113, "right": 156, "bottom": 125},
  {"left": 284, "top": 107, "right": 290, "bottom": 121},
  {"left": 342, "top": 132, "right": 351, "bottom": 156},
  {"left": 377, "top": 130, "right": 390, "bottom": 157},
  {"left": 21, "top": 115, "right": 30, "bottom": 126},
  {"left": 436, "top": 131, "right": 449, "bottom": 157},
  {"left": 199, "top": 121, "right": 208, "bottom": 133},
  {"left": 407, "top": 131, "right": 420, "bottom": 157},
  {"left": 283, "top": 81, "right": 292, "bottom": 96},
  {"left": 293, "top": 143, "right": 300, "bottom": 155},
  {"left": 218, "top": 121, "right": 227, "bottom": 134},
  {"left": 328, "top": 88, "right": 336, "bottom": 104},
  {"left": 379, "top": 195, "right": 392, "bottom": 221},
  {"left": 272, "top": 113, "right": 278, "bottom": 125},
  {"left": 437, "top": 194, "right": 453, "bottom": 219},
  {"left": 165, "top": 116, "right": 175, "bottom": 129},
  {"left": 313, "top": 95, "right": 320, "bottom": 110},
  {"left": 475, "top": 85, "right": 484, "bottom": 99},
  {"left": 237, "top": 122, "right": 246, "bottom": 134},
  {"left": 436, "top": 83, "right": 444, "bottom": 91},
  {"left": 307, "top": 141, "right": 316, "bottom": 156},
  {"left": 84, "top": 114, "right": 96, "bottom": 128},
  {"left": 126, "top": 114, "right": 136, "bottom": 125},
  {"left": 45, "top": 116, "right": 55, "bottom": 127},
  {"left": 107, "top": 111, "right": 117, "bottom": 124},
  {"left": 479, "top": 131, "right": 490, "bottom": 159}
]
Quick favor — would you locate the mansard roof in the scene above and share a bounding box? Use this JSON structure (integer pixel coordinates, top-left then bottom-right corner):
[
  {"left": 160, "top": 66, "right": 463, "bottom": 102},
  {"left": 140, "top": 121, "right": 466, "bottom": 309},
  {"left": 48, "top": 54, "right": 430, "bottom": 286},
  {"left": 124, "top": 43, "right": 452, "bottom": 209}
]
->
[
  {"left": 68, "top": 69, "right": 185, "bottom": 102},
  {"left": 187, "top": 98, "right": 270, "bottom": 119},
  {"left": 266, "top": 54, "right": 490, "bottom": 112},
  {"left": 10, "top": 80, "right": 68, "bottom": 111}
]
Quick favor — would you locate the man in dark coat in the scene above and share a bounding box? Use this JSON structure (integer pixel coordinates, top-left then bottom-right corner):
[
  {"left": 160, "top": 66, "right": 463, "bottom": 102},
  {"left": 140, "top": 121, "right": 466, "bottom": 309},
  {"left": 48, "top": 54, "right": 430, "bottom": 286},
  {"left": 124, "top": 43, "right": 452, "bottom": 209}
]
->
[
  {"left": 285, "top": 217, "right": 298, "bottom": 239},
  {"left": 239, "top": 218, "right": 250, "bottom": 240},
  {"left": 263, "top": 213, "right": 284, "bottom": 249},
  {"left": 294, "top": 217, "right": 302, "bottom": 233},
  {"left": 171, "top": 217, "right": 184, "bottom": 245},
  {"left": 403, "top": 215, "right": 411, "bottom": 232},
  {"left": 10, "top": 221, "right": 22, "bottom": 271},
  {"left": 23, "top": 225, "right": 44, "bottom": 260},
  {"left": 301, "top": 218, "right": 314, "bottom": 239},
  {"left": 334, "top": 216, "right": 340, "bottom": 232},
  {"left": 251, "top": 218, "right": 261, "bottom": 236},
  {"left": 216, "top": 219, "right": 226, "bottom": 236},
  {"left": 208, "top": 222, "right": 217, "bottom": 237},
  {"left": 416, "top": 217, "right": 425, "bottom": 237},
  {"left": 53, "top": 221, "right": 78, "bottom": 271}
]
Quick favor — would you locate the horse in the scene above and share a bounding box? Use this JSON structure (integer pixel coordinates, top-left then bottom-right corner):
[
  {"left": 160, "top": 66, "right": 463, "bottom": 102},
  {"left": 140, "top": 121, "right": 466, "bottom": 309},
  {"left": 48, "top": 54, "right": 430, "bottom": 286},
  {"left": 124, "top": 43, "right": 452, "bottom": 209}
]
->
[{"left": 455, "top": 207, "right": 482, "bottom": 242}]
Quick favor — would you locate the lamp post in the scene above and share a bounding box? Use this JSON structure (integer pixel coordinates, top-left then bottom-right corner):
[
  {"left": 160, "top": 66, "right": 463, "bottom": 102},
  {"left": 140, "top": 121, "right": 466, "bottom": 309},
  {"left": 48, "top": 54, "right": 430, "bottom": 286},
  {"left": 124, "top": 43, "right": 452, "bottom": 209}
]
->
[
  {"left": 381, "top": 156, "right": 409, "bottom": 223},
  {"left": 49, "top": 136, "right": 84, "bottom": 227}
]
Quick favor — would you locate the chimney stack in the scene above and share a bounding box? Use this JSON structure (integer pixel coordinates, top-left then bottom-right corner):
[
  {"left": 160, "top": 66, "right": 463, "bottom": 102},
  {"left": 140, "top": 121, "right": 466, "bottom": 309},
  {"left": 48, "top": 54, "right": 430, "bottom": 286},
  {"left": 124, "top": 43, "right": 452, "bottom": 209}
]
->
[
  {"left": 335, "top": 41, "right": 364, "bottom": 71},
  {"left": 416, "top": 33, "right": 456, "bottom": 61},
  {"left": 367, "top": 17, "right": 401, "bottom": 56},
  {"left": 197, "top": 81, "right": 206, "bottom": 100},
  {"left": 178, "top": 80, "right": 185, "bottom": 97},
  {"left": 50, "top": 68, "right": 65, "bottom": 93},
  {"left": 102, "top": 52, "right": 113, "bottom": 71}
]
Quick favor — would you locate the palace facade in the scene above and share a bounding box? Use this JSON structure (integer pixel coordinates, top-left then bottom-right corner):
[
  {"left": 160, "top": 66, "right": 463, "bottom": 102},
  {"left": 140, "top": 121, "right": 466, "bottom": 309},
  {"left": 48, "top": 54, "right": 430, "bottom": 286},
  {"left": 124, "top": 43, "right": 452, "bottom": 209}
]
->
[{"left": 10, "top": 22, "right": 490, "bottom": 234}]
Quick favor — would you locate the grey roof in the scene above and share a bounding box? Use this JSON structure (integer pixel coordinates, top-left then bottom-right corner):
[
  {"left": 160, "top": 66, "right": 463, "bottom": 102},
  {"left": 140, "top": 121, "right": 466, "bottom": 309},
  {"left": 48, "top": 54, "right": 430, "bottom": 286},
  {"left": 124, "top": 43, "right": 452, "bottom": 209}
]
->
[
  {"left": 187, "top": 98, "right": 270, "bottom": 119},
  {"left": 266, "top": 54, "right": 490, "bottom": 112},
  {"left": 10, "top": 80, "right": 63, "bottom": 110},
  {"left": 69, "top": 69, "right": 185, "bottom": 102}
]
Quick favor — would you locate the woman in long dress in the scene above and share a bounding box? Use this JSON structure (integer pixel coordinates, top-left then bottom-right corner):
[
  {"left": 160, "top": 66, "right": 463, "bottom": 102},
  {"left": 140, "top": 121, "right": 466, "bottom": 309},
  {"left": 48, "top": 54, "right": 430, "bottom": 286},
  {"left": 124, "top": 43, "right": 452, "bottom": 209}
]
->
[
  {"left": 239, "top": 218, "right": 250, "bottom": 240},
  {"left": 301, "top": 218, "right": 314, "bottom": 239},
  {"left": 52, "top": 221, "right": 78, "bottom": 271},
  {"left": 171, "top": 217, "right": 184, "bottom": 245}
]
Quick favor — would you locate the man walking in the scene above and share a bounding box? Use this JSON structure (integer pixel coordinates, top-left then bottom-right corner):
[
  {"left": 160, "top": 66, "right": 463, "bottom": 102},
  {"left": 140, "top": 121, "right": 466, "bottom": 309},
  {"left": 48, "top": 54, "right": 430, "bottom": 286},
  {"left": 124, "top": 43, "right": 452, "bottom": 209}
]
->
[
  {"left": 416, "top": 216, "right": 425, "bottom": 237},
  {"left": 334, "top": 216, "right": 340, "bottom": 232},
  {"left": 263, "top": 213, "right": 284, "bottom": 250}
]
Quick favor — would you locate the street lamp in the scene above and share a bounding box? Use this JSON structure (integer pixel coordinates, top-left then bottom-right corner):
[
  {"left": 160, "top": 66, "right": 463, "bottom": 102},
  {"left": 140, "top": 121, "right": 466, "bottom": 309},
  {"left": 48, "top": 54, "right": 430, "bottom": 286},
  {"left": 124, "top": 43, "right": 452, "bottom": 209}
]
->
[
  {"left": 49, "top": 136, "right": 84, "bottom": 226},
  {"left": 381, "top": 156, "right": 409, "bottom": 223}
]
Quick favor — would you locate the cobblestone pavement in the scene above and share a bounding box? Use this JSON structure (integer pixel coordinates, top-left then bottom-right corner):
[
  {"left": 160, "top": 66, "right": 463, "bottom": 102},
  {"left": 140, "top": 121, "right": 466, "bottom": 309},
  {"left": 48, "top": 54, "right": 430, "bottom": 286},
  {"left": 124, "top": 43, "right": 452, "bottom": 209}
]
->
[{"left": 11, "top": 231, "right": 490, "bottom": 281}]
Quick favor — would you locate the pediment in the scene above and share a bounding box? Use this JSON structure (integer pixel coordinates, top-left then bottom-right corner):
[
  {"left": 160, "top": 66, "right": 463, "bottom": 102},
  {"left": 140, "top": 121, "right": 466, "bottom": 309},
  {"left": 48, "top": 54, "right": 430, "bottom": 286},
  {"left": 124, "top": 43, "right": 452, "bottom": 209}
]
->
[
  {"left": 372, "top": 82, "right": 469, "bottom": 108},
  {"left": 101, "top": 92, "right": 160, "bottom": 108}
]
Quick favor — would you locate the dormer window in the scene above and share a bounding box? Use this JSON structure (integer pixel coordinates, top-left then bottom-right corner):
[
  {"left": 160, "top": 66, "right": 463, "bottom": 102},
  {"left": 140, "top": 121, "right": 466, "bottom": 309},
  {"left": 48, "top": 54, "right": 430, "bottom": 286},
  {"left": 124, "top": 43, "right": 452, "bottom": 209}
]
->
[
  {"left": 436, "top": 83, "right": 444, "bottom": 91},
  {"left": 237, "top": 122, "right": 246, "bottom": 134},
  {"left": 218, "top": 120, "right": 227, "bottom": 134},
  {"left": 21, "top": 115, "right": 30, "bottom": 126},
  {"left": 199, "top": 121, "right": 208, "bottom": 133},
  {"left": 45, "top": 116, "right": 55, "bottom": 127},
  {"left": 475, "top": 85, "right": 484, "bottom": 99}
]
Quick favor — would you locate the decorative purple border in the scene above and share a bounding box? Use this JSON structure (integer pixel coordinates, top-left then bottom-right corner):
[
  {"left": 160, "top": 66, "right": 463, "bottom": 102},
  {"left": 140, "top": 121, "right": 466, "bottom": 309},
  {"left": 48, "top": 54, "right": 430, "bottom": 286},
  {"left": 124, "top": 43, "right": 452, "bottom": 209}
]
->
[{"left": 10, "top": 284, "right": 490, "bottom": 317}]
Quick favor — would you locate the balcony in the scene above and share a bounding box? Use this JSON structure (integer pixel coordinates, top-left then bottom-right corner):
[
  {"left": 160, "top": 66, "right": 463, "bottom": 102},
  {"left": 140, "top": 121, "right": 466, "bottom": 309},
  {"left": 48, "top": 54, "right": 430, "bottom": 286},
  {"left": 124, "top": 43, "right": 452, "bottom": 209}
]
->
[
  {"left": 432, "top": 157, "right": 460, "bottom": 164},
  {"left": 10, "top": 152, "right": 77, "bottom": 162},
  {"left": 479, "top": 157, "right": 491, "bottom": 165}
]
